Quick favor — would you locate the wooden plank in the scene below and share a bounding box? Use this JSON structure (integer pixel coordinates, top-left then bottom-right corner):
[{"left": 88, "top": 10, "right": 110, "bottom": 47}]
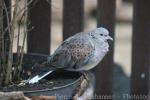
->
[
  {"left": 27, "top": 0, "right": 51, "bottom": 54},
  {"left": 63, "top": 0, "right": 84, "bottom": 40},
  {"left": 131, "top": 0, "right": 150, "bottom": 98},
  {"left": 96, "top": 0, "right": 116, "bottom": 98}
]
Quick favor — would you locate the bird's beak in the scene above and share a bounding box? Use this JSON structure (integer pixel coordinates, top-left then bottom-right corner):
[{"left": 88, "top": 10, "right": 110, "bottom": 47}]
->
[{"left": 107, "top": 36, "right": 113, "bottom": 41}]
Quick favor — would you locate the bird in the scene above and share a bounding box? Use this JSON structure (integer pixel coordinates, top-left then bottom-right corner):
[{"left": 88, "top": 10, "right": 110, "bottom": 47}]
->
[
  {"left": 47, "top": 27, "right": 113, "bottom": 71},
  {"left": 26, "top": 27, "right": 113, "bottom": 84}
]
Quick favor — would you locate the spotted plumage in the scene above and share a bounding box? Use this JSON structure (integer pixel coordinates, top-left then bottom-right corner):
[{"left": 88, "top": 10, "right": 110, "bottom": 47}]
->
[
  {"left": 48, "top": 27, "right": 113, "bottom": 71},
  {"left": 27, "top": 27, "right": 113, "bottom": 84}
]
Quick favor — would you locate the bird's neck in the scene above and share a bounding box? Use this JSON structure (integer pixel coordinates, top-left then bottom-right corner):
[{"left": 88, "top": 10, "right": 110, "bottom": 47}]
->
[{"left": 94, "top": 40, "right": 109, "bottom": 52}]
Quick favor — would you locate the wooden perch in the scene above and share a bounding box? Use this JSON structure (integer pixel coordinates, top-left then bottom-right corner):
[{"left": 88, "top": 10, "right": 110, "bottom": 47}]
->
[
  {"left": 0, "top": 91, "right": 31, "bottom": 100},
  {"left": 0, "top": 92, "right": 56, "bottom": 100},
  {"left": 31, "top": 96, "right": 55, "bottom": 100}
]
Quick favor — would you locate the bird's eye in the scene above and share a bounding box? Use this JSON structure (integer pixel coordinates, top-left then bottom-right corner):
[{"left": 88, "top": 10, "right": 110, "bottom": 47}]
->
[{"left": 100, "top": 34, "right": 103, "bottom": 36}]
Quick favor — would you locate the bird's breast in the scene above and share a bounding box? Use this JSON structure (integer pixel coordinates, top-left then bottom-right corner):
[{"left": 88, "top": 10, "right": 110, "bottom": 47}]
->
[
  {"left": 93, "top": 42, "right": 109, "bottom": 62},
  {"left": 77, "top": 42, "right": 109, "bottom": 71}
]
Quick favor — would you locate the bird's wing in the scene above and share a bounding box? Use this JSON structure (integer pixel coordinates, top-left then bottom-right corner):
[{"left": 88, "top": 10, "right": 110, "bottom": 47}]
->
[{"left": 49, "top": 33, "right": 95, "bottom": 71}]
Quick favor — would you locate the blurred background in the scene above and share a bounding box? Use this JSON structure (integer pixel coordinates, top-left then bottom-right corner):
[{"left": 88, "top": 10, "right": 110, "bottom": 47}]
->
[
  {"left": 12, "top": 0, "right": 147, "bottom": 99},
  {"left": 12, "top": 0, "right": 133, "bottom": 76},
  {"left": 50, "top": 0, "right": 132, "bottom": 77},
  {"left": 49, "top": 1, "right": 132, "bottom": 98}
]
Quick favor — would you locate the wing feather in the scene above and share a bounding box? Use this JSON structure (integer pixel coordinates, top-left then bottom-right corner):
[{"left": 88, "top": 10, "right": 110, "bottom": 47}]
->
[{"left": 50, "top": 33, "right": 95, "bottom": 70}]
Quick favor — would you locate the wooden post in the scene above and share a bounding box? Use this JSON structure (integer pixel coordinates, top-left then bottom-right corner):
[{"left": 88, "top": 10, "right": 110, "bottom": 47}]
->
[
  {"left": 63, "top": 0, "right": 84, "bottom": 40},
  {"left": 96, "top": 0, "right": 116, "bottom": 99},
  {"left": 27, "top": 0, "right": 51, "bottom": 54},
  {"left": 131, "top": 0, "right": 150, "bottom": 99}
]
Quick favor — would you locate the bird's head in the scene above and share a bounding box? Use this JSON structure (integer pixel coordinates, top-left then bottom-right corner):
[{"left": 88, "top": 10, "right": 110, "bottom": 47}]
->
[{"left": 89, "top": 27, "right": 113, "bottom": 42}]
